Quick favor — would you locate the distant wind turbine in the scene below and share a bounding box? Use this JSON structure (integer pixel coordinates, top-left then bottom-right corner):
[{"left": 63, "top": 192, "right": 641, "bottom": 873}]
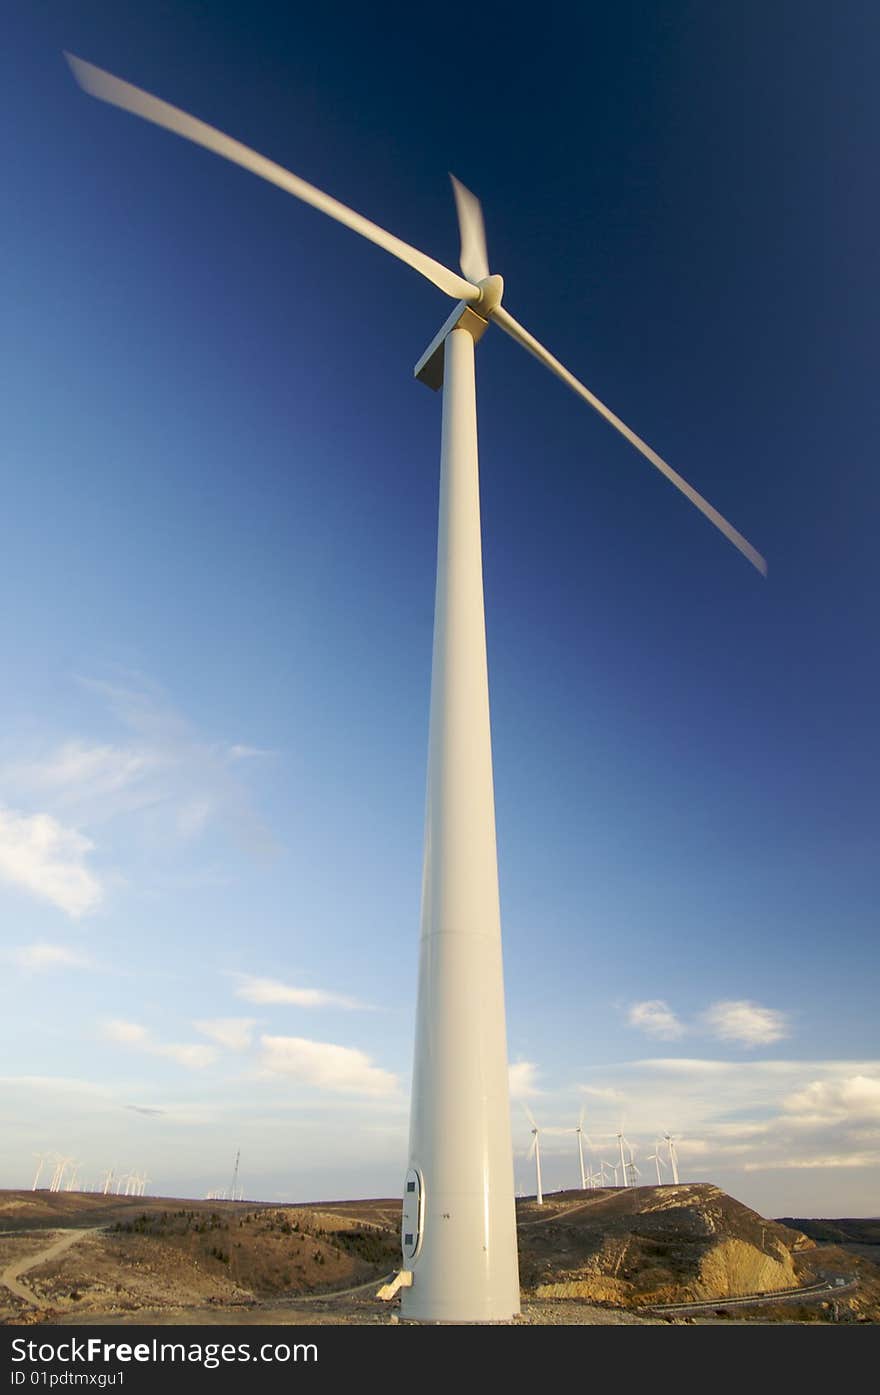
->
[
  {"left": 647, "top": 1146, "right": 665, "bottom": 1184},
  {"left": 664, "top": 1133, "right": 681, "bottom": 1184},
  {"left": 229, "top": 1149, "right": 241, "bottom": 1203},
  {"left": 66, "top": 50, "right": 764, "bottom": 1323},
  {"left": 50, "top": 1157, "right": 72, "bottom": 1193},
  {"left": 617, "top": 1131, "right": 631, "bottom": 1188},
  {"left": 565, "top": 1107, "right": 589, "bottom": 1190},
  {"left": 524, "top": 1106, "right": 544, "bottom": 1206}
]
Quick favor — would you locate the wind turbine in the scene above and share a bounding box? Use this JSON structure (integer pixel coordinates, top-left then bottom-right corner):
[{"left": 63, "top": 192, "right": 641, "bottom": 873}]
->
[
  {"left": 32, "top": 1152, "right": 50, "bottom": 1191},
  {"left": 664, "top": 1132, "right": 681, "bottom": 1184},
  {"left": 565, "top": 1107, "right": 589, "bottom": 1190},
  {"left": 50, "top": 1157, "right": 72, "bottom": 1193},
  {"left": 229, "top": 1149, "right": 241, "bottom": 1204},
  {"left": 524, "top": 1107, "right": 544, "bottom": 1206},
  {"left": 616, "top": 1130, "right": 632, "bottom": 1188},
  {"left": 65, "top": 53, "right": 765, "bottom": 1323},
  {"left": 647, "top": 1145, "right": 665, "bottom": 1184}
]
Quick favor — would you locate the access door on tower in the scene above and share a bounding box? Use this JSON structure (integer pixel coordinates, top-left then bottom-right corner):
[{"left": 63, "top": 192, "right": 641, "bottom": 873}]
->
[{"left": 402, "top": 1167, "right": 424, "bottom": 1262}]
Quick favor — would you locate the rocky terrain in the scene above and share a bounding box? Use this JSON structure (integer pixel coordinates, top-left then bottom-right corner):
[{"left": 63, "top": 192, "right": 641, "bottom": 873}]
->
[
  {"left": 0, "top": 1184, "right": 876, "bottom": 1325},
  {"left": 518, "top": 1183, "right": 814, "bottom": 1304}
]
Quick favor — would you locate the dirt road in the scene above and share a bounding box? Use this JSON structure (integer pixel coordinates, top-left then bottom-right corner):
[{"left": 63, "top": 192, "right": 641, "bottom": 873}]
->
[{"left": 0, "top": 1228, "right": 99, "bottom": 1306}]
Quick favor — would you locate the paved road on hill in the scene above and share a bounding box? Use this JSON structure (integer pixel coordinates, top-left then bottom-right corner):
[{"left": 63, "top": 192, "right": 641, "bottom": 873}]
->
[
  {"left": 0, "top": 1228, "right": 99, "bottom": 1306},
  {"left": 648, "top": 1276, "right": 857, "bottom": 1315}
]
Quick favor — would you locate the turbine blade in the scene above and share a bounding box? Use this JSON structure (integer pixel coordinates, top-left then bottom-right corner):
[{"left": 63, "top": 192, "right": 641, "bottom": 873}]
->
[
  {"left": 450, "top": 174, "right": 489, "bottom": 284},
  {"left": 522, "top": 1102, "right": 538, "bottom": 1130},
  {"left": 65, "top": 54, "right": 479, "bottom": 304},
  {"left": 491, "top": 305, "right": 767, "bottom": 576},
  {"left": 527, "top": 1135, "right": 537, "bottom": 1160}
]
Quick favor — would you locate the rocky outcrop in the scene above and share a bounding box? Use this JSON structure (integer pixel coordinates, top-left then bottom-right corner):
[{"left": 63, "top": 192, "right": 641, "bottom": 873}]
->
[
  {"left": 518, "top": 1183, "right": 815, "bottom": 1306},
  {"left": 690, "top": 1236, "right": 798, "bottom": 1299}
]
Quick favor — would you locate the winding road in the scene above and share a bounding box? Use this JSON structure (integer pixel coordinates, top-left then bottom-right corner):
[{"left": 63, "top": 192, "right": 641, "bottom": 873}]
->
[{"left": 0, "top": 1228, "right": 99, "bottom": 1307}]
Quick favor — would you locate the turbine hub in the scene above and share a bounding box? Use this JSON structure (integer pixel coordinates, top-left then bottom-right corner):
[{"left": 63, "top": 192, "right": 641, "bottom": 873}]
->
[{"left": 476, "top": 274, "right": 504, "bottom": 316}]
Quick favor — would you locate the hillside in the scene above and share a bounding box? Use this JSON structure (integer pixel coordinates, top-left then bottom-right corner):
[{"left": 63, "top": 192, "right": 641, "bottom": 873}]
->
[
  {"left": 517, "top": 1183, "right": 816, "bottom": 1306},
  {"left": 0, "top": 1185, "right": 876, "bottom": 1324}
]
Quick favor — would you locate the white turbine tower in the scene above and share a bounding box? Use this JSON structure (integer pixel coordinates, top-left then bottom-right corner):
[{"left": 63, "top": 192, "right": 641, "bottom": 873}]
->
[
  {"left": 66, "top": 53, "right": 765, "bottom": 1323},
  {"left": 50, "top": 1157, "right": 72, "bottom": 1193},
  {"left": 32, "top": 1153, "right": 50, "bottom": 1191},
  {"left": 617, "top": 1131, "right": 631, "bottom": 1188},
  {"left": 524, "top": 1108, "right": 544, "bottom": 1207},
  {"left": 566, "top": 1107, "right": 589, "bottom": 1190},
  {"left": 664, "top": 1133, "right": 681, "bottom": 1184},
  {"left": 647, "top": 1146, "right": 665, "bottom": 1185}
]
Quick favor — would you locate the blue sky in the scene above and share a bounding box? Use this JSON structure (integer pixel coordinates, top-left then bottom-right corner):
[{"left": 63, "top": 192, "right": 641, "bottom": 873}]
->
[{"left": 1, "top": 2, "right": 877, "bottom": 1217}]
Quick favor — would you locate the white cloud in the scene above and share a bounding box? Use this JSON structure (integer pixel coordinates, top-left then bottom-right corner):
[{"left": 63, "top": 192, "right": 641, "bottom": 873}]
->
[
  {"left": 258, "top": 1035, "right": 398, "bottom": 1097},
  {"left": 565, "top": 1058, "right": 880, "bottom": 1185},
  {"left": 627, "top": 1000, "right": 686, "bottom": 1040},
  {"left": 509, "top": 1061, "right": 540, "bottom": 1099},
  {"left": 228, "top": 745, "right": 271, "bottom": 761},
  {"left": 782, "top": 1075, "right": 880, "bottom": 1125},
  {"left": 195, "top": 1017, "right": 256, "bottom": 1051},
  {"left": 103, "top": 1019, "right": 150, "bottom": 1045},
  {"left": 10, "top": 942, "right": 91, "bottom": 972},
  {"left": 234, "top": 974, "right": 364, "bottom": 1010},
  {"left": 2, "top": 675, "right": 274, "bottom": 854},
  {"left": 0, "top": 806, "right": 102, "bottom": 917},
  {"left": 702, "top": 1000, "right": 789, "bottom": 1046},
  {"left": 155, "top": 1042, "right": 217, "bottom": 1070},
  {"left": 743, "top": 1152, "right": 880, "bottom": 1172},
  {"left": 101, "top": 1019, "right": 215, "bottom": 1069},
  {"left": 14, "top": 741, "right": 159, "bottom": 807}
]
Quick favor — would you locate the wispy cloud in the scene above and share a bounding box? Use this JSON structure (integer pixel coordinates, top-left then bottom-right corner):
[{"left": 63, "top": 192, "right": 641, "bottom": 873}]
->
[
  {"left": 124, "top": 1104, "right": 166, "bottom": 1116},
  {"left": 158, "top": 1042, "right": 218, "bottom": 1069},
  {"left": 743, "top": 1152, "right": 880, "bottom": 1171},
  {"left": 2, "top": 674, "right": 274, "bottom": 852},
  {"left": 0, "top": 806, "right": 102, "bottom": 917},
  {"left": 509, "top": 1061, "right": 540, "bottom": 1099},
  {"left": 627, "top": 999, "right": 686, "bottom": 1040},
  {"left": 10, "top": 942, "right": 92, "bottom": 971},
  {"left": 257, "top": 1035, "right": 398, "bottom": 1097},
  {"left": 702, "top": 1000, "right": 789, "bottom": 1046},
  {"left": 233, "top": 974, "right": 365, "bottom": 1010},
  {"left": 102, "top": 1018, "right": 216, "bottom": 1070},
  {"left": 195, "top": 1017, "right": 257, "bottom": 1051},
  {"left": 103, "top": 1019, "right": 150, "bottom": 1046}
]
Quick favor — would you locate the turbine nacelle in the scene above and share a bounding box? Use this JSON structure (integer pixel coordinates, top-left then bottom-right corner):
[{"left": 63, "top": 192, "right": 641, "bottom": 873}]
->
[{"left": 475, "top": 274, "right": 504, "bottom": 317}]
